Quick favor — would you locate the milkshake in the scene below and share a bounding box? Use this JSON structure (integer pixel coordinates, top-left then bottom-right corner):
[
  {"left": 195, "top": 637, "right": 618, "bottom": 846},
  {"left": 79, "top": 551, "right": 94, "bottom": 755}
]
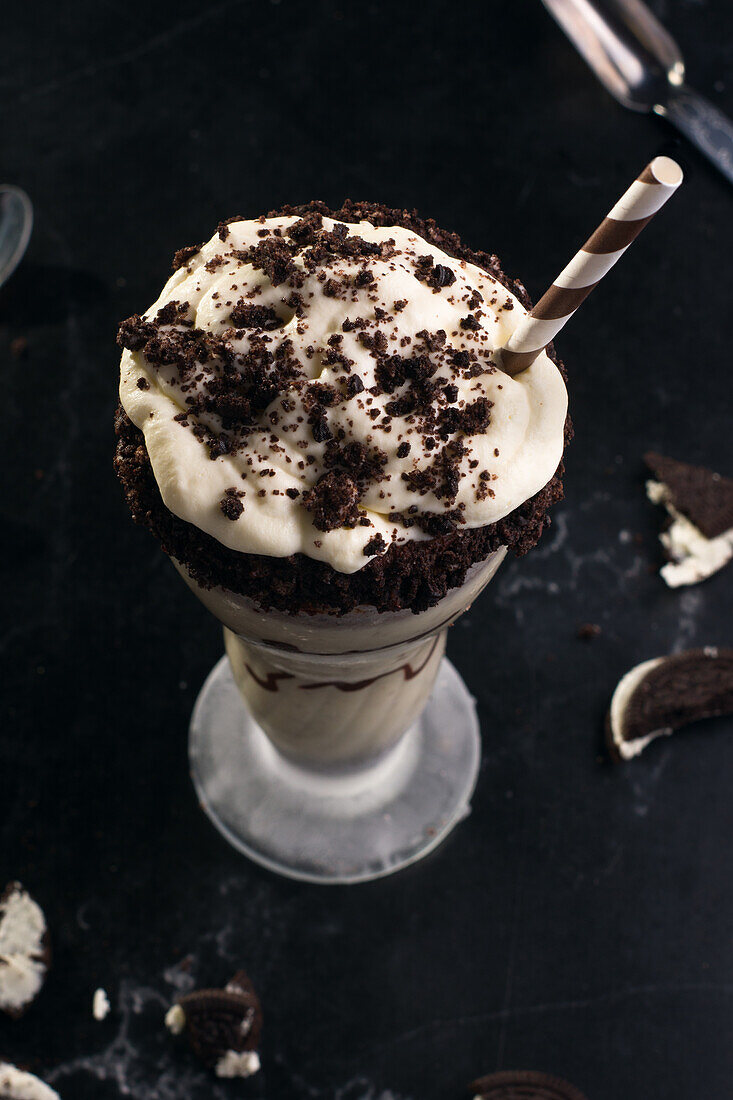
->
[{"left": 115, "top": 201, "right": 569, "bottom": 879}]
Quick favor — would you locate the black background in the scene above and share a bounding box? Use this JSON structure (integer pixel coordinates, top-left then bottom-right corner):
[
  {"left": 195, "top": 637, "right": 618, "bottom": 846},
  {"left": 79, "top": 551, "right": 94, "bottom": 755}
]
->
[{"left": 2, "top": 2, "right": 732, "bottom": 1098}]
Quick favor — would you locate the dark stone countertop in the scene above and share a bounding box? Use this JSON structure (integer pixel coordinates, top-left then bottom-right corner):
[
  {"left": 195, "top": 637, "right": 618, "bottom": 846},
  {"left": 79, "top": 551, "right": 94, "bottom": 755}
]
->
[{"left": 1, "top": 2, "right": 732, "bottom": 1097}]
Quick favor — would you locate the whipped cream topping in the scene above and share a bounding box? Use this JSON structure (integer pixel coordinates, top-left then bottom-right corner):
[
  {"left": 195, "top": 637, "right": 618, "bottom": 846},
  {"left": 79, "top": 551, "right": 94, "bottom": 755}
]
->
[{"left": 119, "top": 213, "right": 567, "bottom": 574}]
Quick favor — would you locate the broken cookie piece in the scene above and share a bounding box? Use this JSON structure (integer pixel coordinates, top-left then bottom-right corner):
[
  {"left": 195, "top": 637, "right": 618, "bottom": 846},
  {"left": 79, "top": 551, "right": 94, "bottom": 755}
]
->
[
  {"left": 470, "top": 1069, "right": 588, "bottom": 1100},
  {"left": 165, "top": 969, "right": 262, "bottom": 1079},
  {"left": 607, "top": 647, "right": 733, "bottom": 761},
  {"left": 0, "top": 1061, "right": 59, "bottom": 1100},
  {"left": 644, "top": 451, "right": 733, "bottom": 587},
  {"left": 0, "top": 883, "right": 50, "bottom": 1017}
]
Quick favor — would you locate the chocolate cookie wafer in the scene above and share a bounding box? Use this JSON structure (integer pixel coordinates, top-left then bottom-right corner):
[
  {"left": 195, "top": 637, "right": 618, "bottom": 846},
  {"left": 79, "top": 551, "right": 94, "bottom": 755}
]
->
[{"left": 607, "top": 647, "right": 733, "bottom": 761}]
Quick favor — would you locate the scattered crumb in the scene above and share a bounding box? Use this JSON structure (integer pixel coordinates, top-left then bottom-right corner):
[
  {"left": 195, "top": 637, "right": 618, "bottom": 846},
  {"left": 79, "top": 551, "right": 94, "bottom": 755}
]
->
[
  {"left": 577, "top": 623, "right": 601, "bottom": 641},
  {"left": 165, "top": 1003, "right": 186, "bottom": 1035},
  {"left": 93, "top": 987, "right": 110, "bottom": 1021}
]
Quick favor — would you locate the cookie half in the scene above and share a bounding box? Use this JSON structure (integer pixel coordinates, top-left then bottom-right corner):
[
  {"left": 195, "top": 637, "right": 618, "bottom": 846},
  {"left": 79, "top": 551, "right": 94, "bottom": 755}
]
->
[{"left": 607, "top": 647, "right": 733, "bottom": 761}]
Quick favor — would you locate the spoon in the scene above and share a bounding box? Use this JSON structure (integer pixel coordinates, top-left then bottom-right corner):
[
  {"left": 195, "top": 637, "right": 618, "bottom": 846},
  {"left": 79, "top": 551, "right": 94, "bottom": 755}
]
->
[
  {"left": 541, "top": 0, "right": 733, "bottom": 185},
  {"left": 0, "top": 185, "right": 33, "bottom": 288}
]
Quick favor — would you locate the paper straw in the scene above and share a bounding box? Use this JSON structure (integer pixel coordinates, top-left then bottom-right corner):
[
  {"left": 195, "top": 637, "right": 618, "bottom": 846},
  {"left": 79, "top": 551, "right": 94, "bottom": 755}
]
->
[{"left": 499, "top": 155, "right": 683, "bottom": 376}]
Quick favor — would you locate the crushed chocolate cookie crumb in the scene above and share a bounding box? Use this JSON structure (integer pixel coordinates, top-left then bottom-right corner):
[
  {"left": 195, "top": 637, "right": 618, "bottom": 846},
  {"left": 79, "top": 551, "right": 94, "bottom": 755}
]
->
[
  {"left": 358, "top": 329, "right": 388, "bottom": 355},
  {"left": 415, "top": 328, "right": 446, "bottom": 352},
  {"left": 241, "top": 237, "right": 304, "bottom": 288},
  {"left": 208, "top": 436, "right": 231, "bottom": 459},
  {"left": 323, "top": 438, "right": 388, "bottom": 487},
  {"left": 305, "top": 382, "right": 339, "bottom": 407},
  {"left": 303, "top": 471, "right": 361, "bottom": 531},
  {"left": 220, "top": 489, "right": 244, "bottom": 521},
  {"left": 116, "top": 314, "right": 156, "bottom": 352},
  {"left": 375, "top": 355, "right": 406, "bottom": 394},
  {"left": 439, "top": 397, "right": 493, "bottom": 437},
  {"left": 308, "top": 406, "right": 332, "bottom": 443},
  {"left": 322, "top": 277, "right": 342, "bottom": 298},
  {"left": 414, "top": 254, "right": 455, "bottom": 290},
  {"left": 155, "top": 300, "right": 191, "bottom": 326},
  {"left": 204, "top": 256, "right": 226, "bottom": 273},
  {"left": 230, "top": 302, "right": 282, "bottom": 330},
  {"left": 449, "top": 348, "right": 471, "bottom": 370},
  {"left": 414, "top": 255, "right": 434, "bottom": 281},
  {"left": 429, "top": 263, "right": 456, "bottom": 289},
  {"left": 216, "top": 215, "right": 245, "bottom": 241},
  {"left": 171, "top": 244, "right": 200, "bottom": 272},
  {"left": 460, "top": 397, "right": 492, "bottom": 433},
  {"left": 345, "top": 374, "right": 365, "bottom": 398},
  {"left": 364, "top": 534, "right": 387, "bottom": 556},
  {"left": 286, "top": 212, "right": 324, "bottom": 245},
  {"left": 475, "top": 470, "right": 495, "bottom": 501}
]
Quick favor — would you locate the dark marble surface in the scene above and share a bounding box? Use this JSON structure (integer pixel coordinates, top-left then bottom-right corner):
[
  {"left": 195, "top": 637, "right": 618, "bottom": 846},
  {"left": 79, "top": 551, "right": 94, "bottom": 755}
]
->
[{"left": 2, "top": 1, "right": 732, "bottom": 1097}]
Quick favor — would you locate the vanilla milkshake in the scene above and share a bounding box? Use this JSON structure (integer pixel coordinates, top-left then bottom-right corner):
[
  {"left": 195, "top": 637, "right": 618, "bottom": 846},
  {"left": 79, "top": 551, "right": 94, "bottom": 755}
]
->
[{"left": 115, "top": 201, "right": 569, "bottom": 877}]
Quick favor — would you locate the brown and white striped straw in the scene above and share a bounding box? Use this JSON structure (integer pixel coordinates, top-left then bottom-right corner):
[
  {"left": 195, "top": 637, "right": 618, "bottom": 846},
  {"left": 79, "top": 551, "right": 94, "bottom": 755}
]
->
[{"left": 499, "top": 155, "right": 683, "bottom": 376}]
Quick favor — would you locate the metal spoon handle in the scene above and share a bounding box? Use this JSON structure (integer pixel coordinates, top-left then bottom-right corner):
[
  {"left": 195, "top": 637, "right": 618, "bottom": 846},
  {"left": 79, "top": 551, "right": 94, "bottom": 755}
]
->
[{"left": 658, "top": 84, "right": 733, "bottom": 185}]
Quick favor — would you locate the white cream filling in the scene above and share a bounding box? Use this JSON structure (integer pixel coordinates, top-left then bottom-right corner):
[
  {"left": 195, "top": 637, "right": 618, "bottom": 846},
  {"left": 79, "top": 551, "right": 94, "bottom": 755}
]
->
[
  {"left": 215, "top": 1049, "right": 261, "bottom": 1078},
  {"left": 0, "top": 1062, "right": 59, "bottom": 1100},
  {"left": 0, "top": 884, "right": 47, "bottom": 1014},
  {"left": 120, "top": 216, "right": 567, "bottom": 574},
  {"left": 609, "top": 656, "right": 667, "bottom": 759},
  {"left": 647, "top": 480, "right": 733, "bottom": 587},
  {"left": 164, "top": 1002, "right": 186, "bottom": 1034}
]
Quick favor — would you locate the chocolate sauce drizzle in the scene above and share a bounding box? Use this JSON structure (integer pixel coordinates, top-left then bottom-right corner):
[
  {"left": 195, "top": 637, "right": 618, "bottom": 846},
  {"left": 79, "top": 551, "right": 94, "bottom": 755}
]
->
[{"left": 243, "top": 636, "right": 439, "bottom": 694}]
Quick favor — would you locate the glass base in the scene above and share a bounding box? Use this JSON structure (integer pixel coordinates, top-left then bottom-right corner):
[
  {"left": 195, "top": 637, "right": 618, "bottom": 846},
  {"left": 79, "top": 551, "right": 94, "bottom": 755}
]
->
[{"left": 189, "top": 655, "right": 480, "bottom": 884}]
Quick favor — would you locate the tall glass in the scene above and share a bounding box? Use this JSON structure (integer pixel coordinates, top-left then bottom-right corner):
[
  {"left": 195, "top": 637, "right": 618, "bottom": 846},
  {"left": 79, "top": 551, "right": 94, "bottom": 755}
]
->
[{"left": 181, "top": 547, "right": 506, "bottom": 883}]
